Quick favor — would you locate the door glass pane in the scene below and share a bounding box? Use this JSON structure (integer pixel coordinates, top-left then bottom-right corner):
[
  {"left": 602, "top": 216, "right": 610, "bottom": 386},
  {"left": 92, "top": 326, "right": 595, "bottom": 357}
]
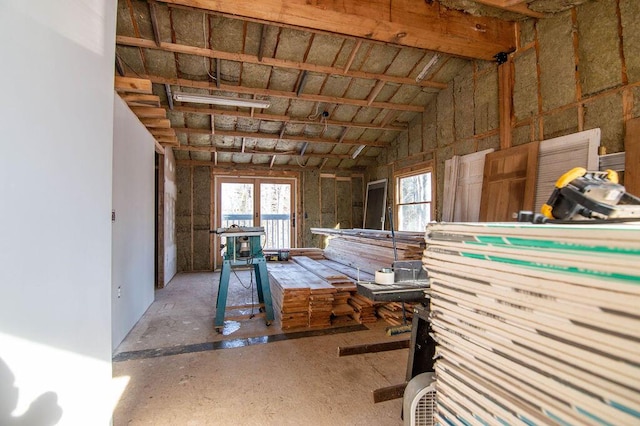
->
[
  {"left": 398, "top": 204, "right": 431, "bottom": 232},
  {"left": 221, "top": 183, "right": 254, "bottom": 228},
  {"left": 260, "top": 183, "right": 291, "bottom": 249}
]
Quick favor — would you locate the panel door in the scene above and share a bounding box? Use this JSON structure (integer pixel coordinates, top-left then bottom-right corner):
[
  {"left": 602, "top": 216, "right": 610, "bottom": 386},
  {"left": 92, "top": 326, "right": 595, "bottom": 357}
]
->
[
  {"left": 454, "top": 149, "right": 494, "bottom": 222},
  {"left": 479, "top": 142, "right": 539, "bottom": 222}
]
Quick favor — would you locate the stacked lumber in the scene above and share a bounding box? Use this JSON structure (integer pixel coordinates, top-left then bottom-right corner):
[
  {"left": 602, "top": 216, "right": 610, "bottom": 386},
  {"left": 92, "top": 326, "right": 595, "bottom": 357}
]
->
[
  {"left": 268, "top": 262, "right": 336, "bottom": 329},
  {"left": 348, "top": 294, "right": 377, "bottom": 324},
  {"left": 292, "top": 256, "right": 357, "bottom": 323},
  {"left": 423, "top": 221, "right": 640, "bottom": 426},
  {"left": 288, "top": 247, "right": 324, "bottom": 260},
  {"left": 376, "top": 302, "right": 414, "bottom": 326},
  {"left": 312, "top": 228, "right": 424, "bottom": 274},
  {"left": 268, "top": 263, "right": 310, "bottom": 329},
  {"left": 308, "top": 281, "right": 336, "bottom": 329},
  {"left": 318, "top": 259, "right": 375, "bottom": 282},
  {"left": 292, "top": 256, "right": 357, "bottom": 291}
]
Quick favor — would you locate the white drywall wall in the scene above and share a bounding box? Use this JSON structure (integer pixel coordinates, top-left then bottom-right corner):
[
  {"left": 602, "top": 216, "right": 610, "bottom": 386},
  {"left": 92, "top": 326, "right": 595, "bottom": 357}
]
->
[
  {"left": 112, "top": 96, "right": 155, "bottom": 350},
  {"left": 164, "top": 148, "right": 178, "bottom": 285},
  {"left": 0, "top": 1, "right": 116, "bottom": 424}
]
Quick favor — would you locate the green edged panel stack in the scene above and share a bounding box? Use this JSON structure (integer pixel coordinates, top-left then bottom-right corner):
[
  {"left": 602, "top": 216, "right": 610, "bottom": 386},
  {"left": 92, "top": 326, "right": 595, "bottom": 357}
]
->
[{"left": 423, "top": 222, "right": 640, "bottom": 426}]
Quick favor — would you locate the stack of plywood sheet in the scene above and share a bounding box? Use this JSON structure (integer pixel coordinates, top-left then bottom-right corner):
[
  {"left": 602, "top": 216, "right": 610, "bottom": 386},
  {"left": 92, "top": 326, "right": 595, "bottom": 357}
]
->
[
  {"left": 423, "top": 221, "right": 640, "bottom": 426},
  {"left": 312, "top": 228, "right": 424, "bottom": 274}
]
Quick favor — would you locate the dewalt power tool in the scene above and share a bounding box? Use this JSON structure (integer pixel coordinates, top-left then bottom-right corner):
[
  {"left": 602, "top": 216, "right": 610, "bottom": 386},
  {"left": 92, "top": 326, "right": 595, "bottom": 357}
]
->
[{"left": 541, "top": 167, "right": 640, "bottom": 220}]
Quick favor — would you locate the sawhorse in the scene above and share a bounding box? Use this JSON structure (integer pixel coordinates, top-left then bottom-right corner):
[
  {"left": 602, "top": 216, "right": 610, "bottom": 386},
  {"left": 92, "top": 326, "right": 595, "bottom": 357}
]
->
[{"left": 215, "top": 256, "right": 275, "bottom": 331}]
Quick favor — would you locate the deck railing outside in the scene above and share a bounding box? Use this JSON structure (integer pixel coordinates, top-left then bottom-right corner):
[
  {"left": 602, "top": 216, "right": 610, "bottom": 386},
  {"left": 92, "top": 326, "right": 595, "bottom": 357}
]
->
[{"left": 221, "top": 214, "right": 290, "bottom": 249}]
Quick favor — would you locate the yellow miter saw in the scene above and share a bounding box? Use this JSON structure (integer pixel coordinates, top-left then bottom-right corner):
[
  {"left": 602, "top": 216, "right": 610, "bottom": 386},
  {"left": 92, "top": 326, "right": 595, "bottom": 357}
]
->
[{"left": 542, "top": 167, "right": 640, "bottom": 220}]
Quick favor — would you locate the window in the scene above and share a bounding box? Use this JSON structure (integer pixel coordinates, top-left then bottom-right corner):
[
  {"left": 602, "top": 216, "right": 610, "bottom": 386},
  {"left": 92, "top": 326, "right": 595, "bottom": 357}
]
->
[{"left": 396, "top": 168, "right": 433, "bottom": 231}]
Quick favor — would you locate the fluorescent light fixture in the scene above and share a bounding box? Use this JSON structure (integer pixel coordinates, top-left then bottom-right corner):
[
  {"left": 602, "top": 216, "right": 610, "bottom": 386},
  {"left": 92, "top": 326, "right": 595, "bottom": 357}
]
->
[
  {"left": 300, "top": 142, "right": 309, "bottom": 156},
  {"left": 172, "top": 92, "right": 270, "bottom": 109},
  {"left": 416, "top": 54, "right": 441, "bottom": 82},
  {"left": 352, "top": 144, "right": 366, "bottom": 159}
]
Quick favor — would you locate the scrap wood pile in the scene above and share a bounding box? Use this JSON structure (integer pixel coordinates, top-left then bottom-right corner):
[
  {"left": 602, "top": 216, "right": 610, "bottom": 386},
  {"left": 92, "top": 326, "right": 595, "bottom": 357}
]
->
[
  {"left": 347, "top": 294, "right": 377, "bottom": 324},
  {"left": 423, "top": 221, "right": 640, "bottom": 425},
  {"left": 376, "top": 302, "right": 415, "bottom": 326},
  {"left": 311, "top": 228, "right": 424, "bottom": 274}
]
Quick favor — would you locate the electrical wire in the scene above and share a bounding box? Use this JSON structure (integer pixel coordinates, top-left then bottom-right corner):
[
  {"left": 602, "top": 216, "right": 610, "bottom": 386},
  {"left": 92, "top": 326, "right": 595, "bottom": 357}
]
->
[{"left": 202, "top": 14, "right": 217, "bottom": 81}]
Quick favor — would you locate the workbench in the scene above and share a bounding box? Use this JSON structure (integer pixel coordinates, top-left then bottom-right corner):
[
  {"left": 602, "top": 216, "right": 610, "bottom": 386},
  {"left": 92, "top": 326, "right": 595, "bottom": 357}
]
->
[{"left": 356, "top": 280, "right": 429, "bottom": 302}]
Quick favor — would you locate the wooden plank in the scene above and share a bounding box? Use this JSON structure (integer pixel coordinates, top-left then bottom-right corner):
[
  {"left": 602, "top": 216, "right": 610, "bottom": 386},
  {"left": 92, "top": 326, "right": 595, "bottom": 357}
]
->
[
  {"left": 154, "top": 0, "right": 516, "bottom": 60},
  {"left": 173, "top": 127, "right": 387, "bottom": 148},
  {"left": 139, "top": 73, "right": 425, "bottom": 112},
  {"left": 338, "top": 339, "right": 409, "bottom": 356},
  {"left": 119, "top": 93, "right": 161, "bottom": 106},
  {"left": 172, "top": 105, "right": 406, "bottom": 131},
  {"left": 624, "top": 117, "right": 640, "bottom": 196},
  {"left": 116, "top": 35, "right": 447, "bottom": 90},
  {"left": 372, "top": 382, "right": 407, "bottom": 403},
  {"left": 114, "top": 76, "right": 152, "bottom": 94},
  {"left": 498, "top": 57, "right": 513, "bottom": 150},
  {"left": 141, "top": 118, "right": 172, "bottom": 128},
  {"left": 130, "top": 106, "right": 168, "bottom": 118}
]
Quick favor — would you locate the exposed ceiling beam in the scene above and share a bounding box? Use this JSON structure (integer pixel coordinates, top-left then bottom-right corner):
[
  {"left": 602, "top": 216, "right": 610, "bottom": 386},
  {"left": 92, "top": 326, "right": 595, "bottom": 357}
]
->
[
  {"left": 116, "top": 36, "right": 447, "bottom": 90},
  {"left": 176, "top": 158, "right": 367, "bottom": 172},
  {"left": 471, "top": 0, "right": 545, "bottom": 18},
  {"left": 171, "top": 105, "right": 407, "bottom": 131},
  {"left": 173, "top": 127, "right": 388, "bottom": 147},
  {"left": 134, "top": 73, "right": 425, "bottom": 112},
  {"left": 153, "top": 0, "right": 516, "bottom": 60},
  {"left": 174, "top": 144, "right": 358, "bottom": 160},
  {"left": 343, "top": 40, "right": 362, "bottom": 74}
]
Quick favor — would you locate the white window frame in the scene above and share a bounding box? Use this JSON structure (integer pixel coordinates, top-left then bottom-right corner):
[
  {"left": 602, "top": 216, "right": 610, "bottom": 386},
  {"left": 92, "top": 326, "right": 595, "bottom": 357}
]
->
[{"left": 394, "top": 164, "right": 434, "bottom": 232}]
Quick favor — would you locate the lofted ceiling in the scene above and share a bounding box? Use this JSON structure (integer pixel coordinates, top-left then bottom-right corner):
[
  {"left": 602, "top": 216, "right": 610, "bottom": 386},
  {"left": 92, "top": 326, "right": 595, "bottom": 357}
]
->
[{"left": 115, "top": 0, "right": 590, "bottom": 171}]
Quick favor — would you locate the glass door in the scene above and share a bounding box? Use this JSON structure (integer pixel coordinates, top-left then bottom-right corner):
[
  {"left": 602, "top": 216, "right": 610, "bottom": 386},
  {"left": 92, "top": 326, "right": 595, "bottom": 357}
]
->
[
  {"left": 215, "top": 177, "right": 295, "bottom": 268},
  {"left": 220, "top": 181, "right": 254, "bottom": 229},
  {"left": 260, "top": 182, "right": 292, "bottom": 250}
]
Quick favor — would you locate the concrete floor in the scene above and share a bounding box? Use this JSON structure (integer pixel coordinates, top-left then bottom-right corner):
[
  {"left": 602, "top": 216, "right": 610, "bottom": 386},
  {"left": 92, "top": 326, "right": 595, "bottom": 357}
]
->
[{"left": 112, "top": 269, "right": 409, "bottom": 425}]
